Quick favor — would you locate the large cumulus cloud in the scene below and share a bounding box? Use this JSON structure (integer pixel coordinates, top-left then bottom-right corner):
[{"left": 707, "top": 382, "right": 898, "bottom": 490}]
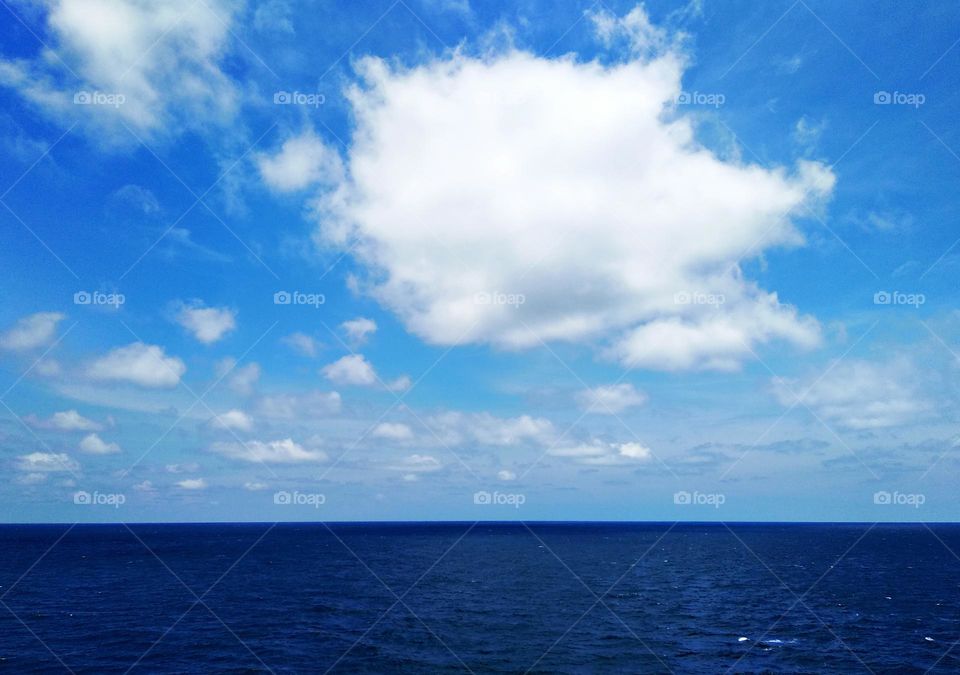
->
[{"left": 265, "top": 6, "right": 833, "bottom": 371}]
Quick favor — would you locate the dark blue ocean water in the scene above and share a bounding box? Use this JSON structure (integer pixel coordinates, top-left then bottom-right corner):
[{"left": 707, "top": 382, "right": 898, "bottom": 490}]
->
[{"left": 0, "top": 523, "right": 957, "bottom": 673}]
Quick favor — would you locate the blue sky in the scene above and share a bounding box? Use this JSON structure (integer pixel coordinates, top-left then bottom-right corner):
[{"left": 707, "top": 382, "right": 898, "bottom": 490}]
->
[{"left": 0, "top": 0, "right": 958, "bottom": 522}]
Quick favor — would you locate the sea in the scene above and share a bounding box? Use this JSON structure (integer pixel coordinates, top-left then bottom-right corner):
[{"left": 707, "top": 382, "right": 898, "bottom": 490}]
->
[{"left": 0, "top": 522, "right": 957, "bottom": 673}]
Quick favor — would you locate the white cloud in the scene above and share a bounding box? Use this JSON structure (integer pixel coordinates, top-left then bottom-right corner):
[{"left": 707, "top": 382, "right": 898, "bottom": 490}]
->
[
  {"left": 216, "top": 358, "right": 261, "bottom": 395},
  {"left": 321, "top": 354, "right": 407, "bottom": 390},
  {"left": 341, "top": 317, "right": 377, "bottom": 344},
  {"left": 257, "top": 130, "right": 344, "bottom": 192},
  {"left": 372, "top": 422, "right": 413, "bottom": 441},
  {"left": 79, "top": 432, "right": 121, "bottom": 454},
  {"left": 244, "top": 481, "right": 269, "bottom": 491},
  {"left": 166, "top": 463, "right": 200, "bottom": 474},
  {"left": 0, "top": 312, "right": 65, "bottom": 351},
  {"left": 303, "top": 7, "right": 831, "bottom": 372},
  {"left": 253, "top": 0, "right": 294, "bottom": 34},
  {"left": 255, "top": 390, "right": 341, "bottom": 419},
  {"left": 427, "top": 412, "right": 554, "bottom": 447},
  {"left": 35, "top": 359, "right": 63, "bottom": 377},
  {"left": 588, "top": 4, "right": 670, "bottom": 55},
  {"left": 210, "top": 409, "right": 254, "bottom": 432},
  {"left": 322, "top": 354, "right": 375, "bottom": 386},
  {"left": 177, "top": 478, "right": 207, "bottom": 490},
  {"left": 390, "top": 454, "right": 441, "bottom": 473},
  {"left": 550, "top": 440, "right": 653, "bottom": 465},
  {"left": 282, "top": 332, "right": 319, "bottom": 356},
  {"left": 773, "top": 359, "right": 929, "bottom": 430},
  {"left": 386, "top": 375, "right": 412, "bottom": 392},
  {"left": 793, "top": 116, "right": 825, "bottom": 150},
  {"left": 176, "top": 303, "right": 236, "bottom": 344},
  {"left": 577, "top": 383, "right": 648, "bottom": 414},
  {"left": 211, "top": 438, "right": 327, "bottom": 463},
  {"left": 111, "top": 184, "right": 160, "bottom": 214},
  {"left": 497, "top": 469, "right": 516, "bottom": 481},
  {"left": 17, "top": 473, "right": 49, "bottom": 485},
  {"left": 0, "top": 0, "right": 240, "bottom": 141},
  {"left": 607, "top": 298, "right": 821, "bottom": 371},
  {"left": 87, "top": 342, "right": 186, "bottom": 388},
  {"left": 16, "top": 452, "right": 80, "bottom": 473},
  {"left": 26, "top": 409, "right": 102, "bottom": 431},
  {"left": 134, "top": 480, "right": 156, "bottom": 492}
]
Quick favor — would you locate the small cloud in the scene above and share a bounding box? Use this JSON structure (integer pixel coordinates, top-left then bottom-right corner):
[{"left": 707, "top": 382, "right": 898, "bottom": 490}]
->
[
  {"left": 498, "top": 469, "right": 516, "bottom": 481},
  {"left": 16, "top": 452, "right": 79, "bottom": 473},
  {"left": 282, "top": 332, "right": 319, "bottom": 356},
  {"left": 134, "top": 480, "right": 156, "bottom": 492},
  {"left": 165, "top": 463, "right": 200, "bottom": 474},
  {"left": 321, "top": 353, "right": 410, "bottom": 392},
  {"left": 211, "top": 438, "right": 327, "bottom": 464},
  {"left": 779, "top": 54, "right": 804, "bottom": 74},
  {"left": 322, "top": 354, "right": 376, "bottom": 386},
  {"left": 391, "top": 454, "right": 441, "bottom": 473},
  {"left": 386, "top": 375, "right": 412, "bottom": 392},
  {"left": 17, "top": 473, "right": 48, "bottom": 485},
  {"left": 177, "top": 478, "right": 207, "bottom": 490},
  {"left": 255, "top": 390, "right": 341, "bottom": 419},
  {"left": 426, "top": 412, "right": 554, "bottom": 447},
  {"left": 576, "top": 383, "right": 648, "bottom": 414},
  {"left": 589, "top": 4, "right": 670, "bottom": 56},
  {"left": 773, "top": 359, "right": 929, "bottom": 430},
  {"left": 34, "top": 359, "right": 62, "bottom": 377},
  {"left": 617, "top": 442, "right": 652, "bottom": 461},
  {"left": 244, "top": 481, "right": 269, "bottom": 491},
  {"left": 0, "top": 312, "right": 65, "bottom": 351},
  {"left": 341, "top": 317, "right": 377, "bottom": 345},
  {"left": 210, "top": 409, "right": 254, "bottom": 432},
  {"left": 372, "top": 422, "right": 413, "bottom": 441},
  {"left": 164, "top": 227, "right": 233, "bottom": 263},
  {"left": 79, "top": 433, "right": 121, "bottom": 455},
  {"left": 175, "top": 302, "right": 236, "bottom": 344},
  {"left": 111, "top": 184, "right": 160, "bottom": 215},
  {"left": 257, "top": 130, "right": 344, "bottom": 192},
  {"left": 850, "top": 209, "right": 913, "bottom": 234},
  {"left": 87, "top": 342, "right": 186, "bottom": 388},
  {"left": 551, "top": 440, "right": 653, "bottom": 465},
  {"left": 793, "top": 116, "right": 825, "bottom": 153},
  {"left": 26, "top": 409, "right": 102, "bottom": 432},
  {"left": 253, "top": 0, "right": 294, "bottom": 34},
  {"left": 216, "top": 358, "right": 261, "bottom": 395}
]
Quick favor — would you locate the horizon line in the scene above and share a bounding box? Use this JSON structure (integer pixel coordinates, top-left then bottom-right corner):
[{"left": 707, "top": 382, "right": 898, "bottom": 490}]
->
[{"left": 3, "top": 519, "right": 958, "bottom": 526}]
